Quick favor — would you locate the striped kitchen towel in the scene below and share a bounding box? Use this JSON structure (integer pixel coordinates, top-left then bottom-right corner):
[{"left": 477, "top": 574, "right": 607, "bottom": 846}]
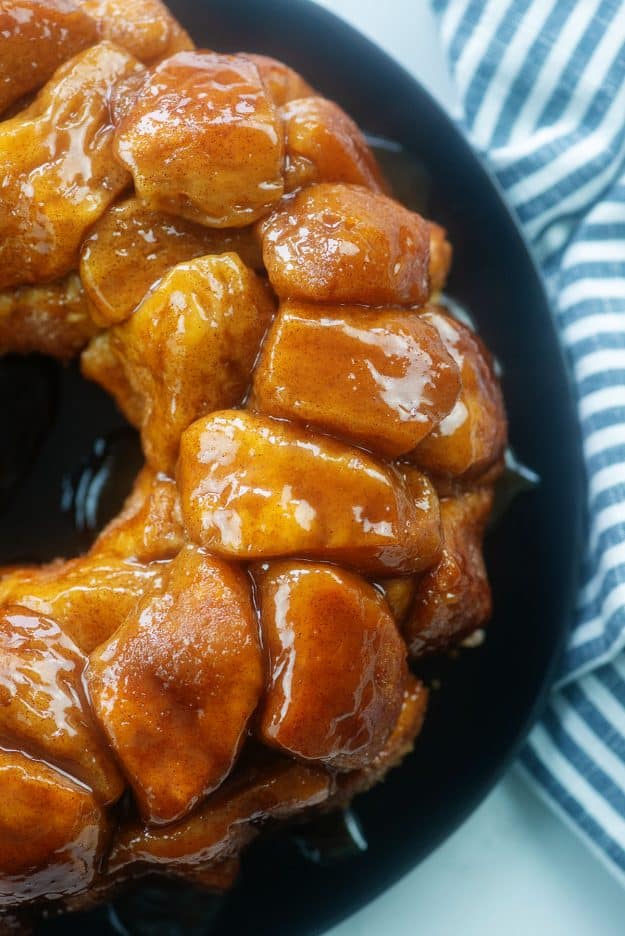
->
[{"left": 430, "top": 0, "right": 625, "bottom": 882}]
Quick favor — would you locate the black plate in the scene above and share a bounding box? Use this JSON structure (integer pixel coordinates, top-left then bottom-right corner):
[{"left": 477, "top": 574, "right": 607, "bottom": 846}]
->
[{"left": 4, "top": 1, "right": 583, "bottom": 933}]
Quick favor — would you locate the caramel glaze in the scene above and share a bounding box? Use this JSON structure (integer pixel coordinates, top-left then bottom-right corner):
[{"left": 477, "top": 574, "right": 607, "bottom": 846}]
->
[
  {"left": 0, "top": 41, "right": 142, "bottom": 291},
  {"left": 177, "top": 410, "right": 442, "bottom": 575},
  {"left": 0, "top": 5, "right": 507, "bottom": 922},
  {"left": 0, "top": 274, "right": 98, "bottom": 360},
  {"left": 411, "top": 308, "right": 507, "bottom": 479},
  {"left": 258, "top": 183, "right": 432, "bottom": 306},
  {"left": 87, "top": 545, "right": 264, "bottom": 826},
  {"left": 0, "top": 606, "right": 124, "bottom": 804},
  {"left": 0, "top": 749, "right": 108, "bottom": 909},
  {"left": 402, "top": 487, "right": 495, "bottom": 658},
  {"left": 108, "top": 755, "right": 333, "bottom": 880},
  {"left": 80, "top": 197, "right": 264, "bottom": 328},
  {"left": 86, "top": 254, "right": 276, "bottom": 474},
  {"left": 114, "top": 51, "right": 286, "bottom": 228},
  {"left": 281, "top": 96, "right": 388, "bottom": 193},
  {"left": 253, "top": 562, "right": 406, "bottom": 769},
  {"left": 0, "top": 554, "right": 167, "bottom": 654},
  {"left": 250, "top": 301, "right": 461, "bottom": 457},
  {"left": 0, "top": 1, "right": 97, "bottom": 116},
  {"left": 82, "top": 0, "right": 194, "bottom": 64},
  {"left": 243, "top": 53, "right": 316, "bottom": 106}
]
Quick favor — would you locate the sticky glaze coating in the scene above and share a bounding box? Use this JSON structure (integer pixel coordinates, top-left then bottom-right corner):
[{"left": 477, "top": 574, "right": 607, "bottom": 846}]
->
[
  {"left": 115, "top": 51, "right": 286, "bottom": 227},
  {"left": 80, "top": 197, "right": 263, "bottom": 327},
  {"left": 0, "top": 1, "right": 506, "bottom": 924},
  {"left": 177, "top": 410, "right": 442, "bottom": 574},
  {"left": 0, "top": 749, "right": 108, "bottom": 909},
  {"left": 411, "top": 307, "right": 506, "bottom": 479},
  {"left": 243, "top": 53, "right": 315, "bottom": 106},
  {"left": 258, "top": 183, "right": 432, "bottom": 306},
  {"left": 0, "top": 553, "right": 168, "bottom": 653},
  {"left": 254, "top": 562, "right": 406, "bottom": 769},
  {"left": 0, "top": 606, "right": 124, "bottom": 804},
  {"left": 402, "top": 487, "right": 494, "bottom": 657},
  {"left": 0, "top": 42, "right": 141, "bottom": 290},
  {"left": 250, "top": 300, "right": 461, "bottom": 456},
  {"left": 0, "top": 0, "right": 97, "bottom": 116},
  {"left": 82, "top": 0, "right": 194, "bottom": 63},
  {"left": 88, "top": 254, "right": 276, "bottom": 472},
  {"left": 87, "top": 546, "right": 264, "bottom": 825},
  {"left": 0, "top": 274, "right": 97, "bottom": 360},
  {"left": 281, "top": 96, "right": 387, "bottom": 193}
]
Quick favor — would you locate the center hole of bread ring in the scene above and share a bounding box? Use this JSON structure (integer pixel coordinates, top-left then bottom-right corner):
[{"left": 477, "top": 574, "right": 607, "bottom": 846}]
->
[{"left": 0, "top": 356, "right": 139, "bottom": 565}]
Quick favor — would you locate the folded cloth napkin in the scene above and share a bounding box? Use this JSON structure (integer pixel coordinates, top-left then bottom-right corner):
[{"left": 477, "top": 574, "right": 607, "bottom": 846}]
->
[{"left": 430, "top": 0, "right": 625, "bottom": 881}]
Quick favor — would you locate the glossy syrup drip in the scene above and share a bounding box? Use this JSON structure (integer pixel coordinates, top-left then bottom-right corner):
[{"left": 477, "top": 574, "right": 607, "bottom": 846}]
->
[
  {"left": 60, "top": 428, "right": 142, "bottom": 549},
  {"left": 292, "top": 808, "right": 368, "bottom": 866},
  {"left": 368, "top": 136, "right": 430, "bottom": 212}
]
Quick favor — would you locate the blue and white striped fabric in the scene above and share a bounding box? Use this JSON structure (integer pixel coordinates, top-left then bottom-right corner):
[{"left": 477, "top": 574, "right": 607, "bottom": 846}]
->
[{"left": 430, "top": 0, "right": 625, "bottom": 882}]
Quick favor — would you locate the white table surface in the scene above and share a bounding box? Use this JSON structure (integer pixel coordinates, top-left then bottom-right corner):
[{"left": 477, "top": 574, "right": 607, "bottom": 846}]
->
[{"left": 310, "top": 2, "right": 625, "bottom": 934}]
